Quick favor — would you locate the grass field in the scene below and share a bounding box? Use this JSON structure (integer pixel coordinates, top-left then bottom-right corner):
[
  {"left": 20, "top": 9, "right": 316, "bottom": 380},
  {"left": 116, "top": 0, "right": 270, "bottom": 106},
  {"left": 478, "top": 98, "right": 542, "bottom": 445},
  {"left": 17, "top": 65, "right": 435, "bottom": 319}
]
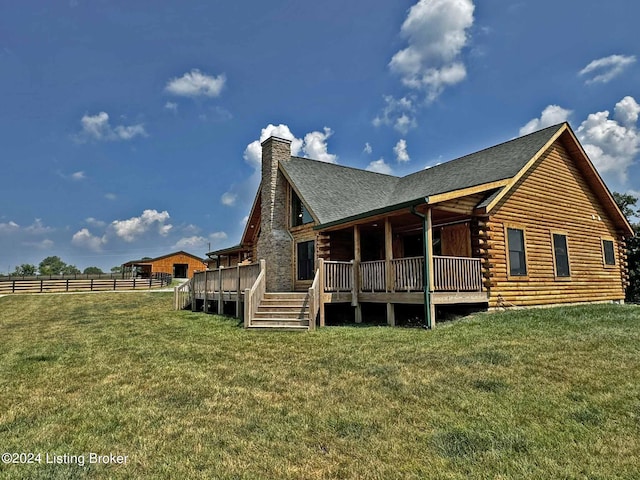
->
[{"left": 1, "top": 292, "right": 639, "bottom": 479}]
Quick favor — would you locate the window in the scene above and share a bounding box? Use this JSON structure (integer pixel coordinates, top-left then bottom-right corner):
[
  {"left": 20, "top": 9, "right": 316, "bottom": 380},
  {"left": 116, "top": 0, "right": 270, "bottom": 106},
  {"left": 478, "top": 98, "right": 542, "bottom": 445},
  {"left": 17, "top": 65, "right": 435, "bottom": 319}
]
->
[
  {"left": 602, "top": 239, "right": 616, "bottom": 266},
  {"left": 552, "top": 233, "right": 570, "bottom": 277},
  {"left": 507, "top": 227, "right": 527, "bottom": 276},
  {"left": 291, "top": 190, "right": 312, "bottom": 227},
  {"left": 297, "top": 241, "right": 315, "bottom": 281}
]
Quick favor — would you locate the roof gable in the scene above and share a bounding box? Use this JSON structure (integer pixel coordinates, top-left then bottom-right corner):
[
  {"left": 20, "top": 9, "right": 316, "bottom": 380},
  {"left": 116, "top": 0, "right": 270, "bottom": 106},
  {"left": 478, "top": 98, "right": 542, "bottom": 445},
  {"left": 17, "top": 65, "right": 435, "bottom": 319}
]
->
[{"left": 280, "top": 157, "right": 399, "bottom": 225}]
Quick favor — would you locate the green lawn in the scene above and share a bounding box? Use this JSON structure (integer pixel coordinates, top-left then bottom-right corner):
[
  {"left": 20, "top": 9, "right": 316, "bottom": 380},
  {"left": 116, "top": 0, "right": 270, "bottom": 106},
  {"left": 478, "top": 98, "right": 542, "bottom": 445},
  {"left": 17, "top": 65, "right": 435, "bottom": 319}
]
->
[{"left": 1, "top": 293, "right": 639, "bottom": 479}]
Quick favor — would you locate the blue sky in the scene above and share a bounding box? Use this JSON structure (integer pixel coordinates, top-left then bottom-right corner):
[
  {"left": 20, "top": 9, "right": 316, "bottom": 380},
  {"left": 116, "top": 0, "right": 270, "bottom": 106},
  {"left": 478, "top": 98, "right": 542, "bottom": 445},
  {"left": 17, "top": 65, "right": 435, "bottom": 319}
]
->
[{"left": 1, "top": 0, "right": 639, "bottom": 273}]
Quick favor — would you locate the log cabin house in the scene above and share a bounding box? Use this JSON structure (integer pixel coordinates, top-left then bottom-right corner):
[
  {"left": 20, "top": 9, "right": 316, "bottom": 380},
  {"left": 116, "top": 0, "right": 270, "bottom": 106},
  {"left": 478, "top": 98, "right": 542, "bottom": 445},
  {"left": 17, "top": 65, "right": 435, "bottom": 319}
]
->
[{"left": 181, "top": 123, "right": 633, "bottom": 329}]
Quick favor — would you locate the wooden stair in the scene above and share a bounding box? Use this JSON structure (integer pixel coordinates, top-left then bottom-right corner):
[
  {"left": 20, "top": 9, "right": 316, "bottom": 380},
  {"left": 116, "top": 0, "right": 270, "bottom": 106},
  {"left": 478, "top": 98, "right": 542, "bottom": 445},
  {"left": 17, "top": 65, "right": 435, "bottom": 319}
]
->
[{"left": 250, "top": 292, "right": 310, "bottom": 330}]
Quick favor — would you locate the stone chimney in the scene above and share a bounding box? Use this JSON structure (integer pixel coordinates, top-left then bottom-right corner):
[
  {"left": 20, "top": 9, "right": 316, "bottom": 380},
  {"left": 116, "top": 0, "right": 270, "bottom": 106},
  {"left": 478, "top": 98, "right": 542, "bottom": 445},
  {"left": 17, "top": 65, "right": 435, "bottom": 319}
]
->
[{"left": 256, "top": 136, "right": 293, "bottom": 291}]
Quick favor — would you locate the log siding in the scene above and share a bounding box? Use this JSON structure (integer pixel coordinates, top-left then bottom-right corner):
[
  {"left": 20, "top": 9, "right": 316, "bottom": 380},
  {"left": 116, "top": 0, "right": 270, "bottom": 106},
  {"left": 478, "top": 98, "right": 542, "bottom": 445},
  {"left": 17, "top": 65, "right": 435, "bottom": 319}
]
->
[{"left": 487, "top": 139, "right": 626, "bottom": 307}]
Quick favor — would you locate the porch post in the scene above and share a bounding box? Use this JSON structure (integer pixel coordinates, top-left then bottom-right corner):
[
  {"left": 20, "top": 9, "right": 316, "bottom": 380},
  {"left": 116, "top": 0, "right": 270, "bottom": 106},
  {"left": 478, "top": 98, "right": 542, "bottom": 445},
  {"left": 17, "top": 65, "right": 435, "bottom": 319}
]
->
[
  {"left": 426, "top": 208, "right": 435, "bottom": 327},
  {"left": 410, "top": 204, "right": 434, "bottom": 329},
  {"left": 217, "top": 267, "right": 223, "bottom": 315},
  {"left": 203, "top": 269, "right": 209, "bottom": 314},
  {"left": 319, "top": 257, "right": 326, "bottom": 327},
  {"left": 385, "top": 217, "right": 395, "bottom": 326},
  {"left": 353, "top": 224, "right": 362, "bottom": 323},
  {"left": 235, "top": 264, "right": 241, "bottom": 318}
]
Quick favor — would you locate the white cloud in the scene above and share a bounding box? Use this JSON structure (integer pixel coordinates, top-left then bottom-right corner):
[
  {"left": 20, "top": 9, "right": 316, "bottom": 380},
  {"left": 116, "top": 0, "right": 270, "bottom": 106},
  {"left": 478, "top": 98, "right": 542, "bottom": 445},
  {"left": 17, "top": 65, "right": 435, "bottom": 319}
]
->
[
  {"left": 366, "top": 158, "right": 393, "bottom": 175},
  {"left": 243, "top": 124, "right": 303, "bottom": 169},
  {"left": 243, "top": 124, "right": 336, "bottom": 169},
  {"left": 105, "top": 193, "right": 117, "bottom": 201},
  {"left": 577, "top": 96, "right": 640, "bottom": 184},
  {"left": 23, "top": 239, "right": 54, "bottom": 250},
  {"left": 302, "top": 128, "right": 337, "bottom": 164},
  {"left": 111, "top": 209, "right": 172, "bottom": 242},
  {"left": 173, "top": 231, "right": 228, "bottom": 250},
  {"left": 164, "top": 101, "right": 178, "bottom": 112},
  {"left": 519, "top": 105, "right": 572, "bottom": 136},
  {"left": 373, "top": 95, "right": 417, "bottom": 134},
  {"left": 77, "top": 112, "right": 147, "bottom": 142},
  {"left": 221, "top": 192, "right": 237, "bottom": 206},
  {"left": 389, "top": 0, "right": 475, "bottom": 101},
  {"left": 394, "top": 139, "right": 410, "bottom": 162},
  {"left": 72, "top": 228, "right": 107, "bottom": 252},
  {"left": 173, "top": 235, "right": 207, "bottom": 250},
  {"left": 85, "top": 217, "right": 106, "bottom": 228},
  {"left": 165, "top": 69, "right": 226, "bottom": 97},
  {"left": 0, "top": 221, "right": 20, "bottom": 234},
  {"left": 579, "top": 54, "right": 636, "bottom": 84},
  {"left": 71, "top": 171, "right": 86, "bottom": 181},
  {"left": 209, "top": 231, "right": 228, "bottom": 242},
  {"left": 363, "top": 142, "right": 372, "bottom": 154},
  {"left": 25, "top": 219, "right": 53, "bottom": 235}
]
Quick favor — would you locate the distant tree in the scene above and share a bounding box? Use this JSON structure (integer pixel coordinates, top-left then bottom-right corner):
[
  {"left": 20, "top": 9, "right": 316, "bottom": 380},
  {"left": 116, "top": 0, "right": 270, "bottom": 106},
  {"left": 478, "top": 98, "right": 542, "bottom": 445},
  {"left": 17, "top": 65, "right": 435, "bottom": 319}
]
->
[
  {"left": 613, "top": 192, "right": 640, "bottom": 303},
  {"left": 110, "top": 266, "right": 123, "bottom": 274},
  {"left": 12, "top": 264, "right": 37, "bottom": 276},
  {"left": 612, "top": 192, "right": 639, "bottom": 219},
  {"left": 39, "top": 256, "right": 67, "bottom": 275},
  {"left": 141, "top": 257, "right": 152, "bottom": 260},
  {"left": 62, "top": 265, "right": 81, "bottom": 275},
  {"left": 83, "top": 266, "right": 104, "bottom": 275}
]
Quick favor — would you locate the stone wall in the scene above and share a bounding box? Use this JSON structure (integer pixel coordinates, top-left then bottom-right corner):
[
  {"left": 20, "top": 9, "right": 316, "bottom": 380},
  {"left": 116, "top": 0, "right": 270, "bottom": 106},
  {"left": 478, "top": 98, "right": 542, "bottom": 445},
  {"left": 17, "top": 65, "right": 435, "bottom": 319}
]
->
[{"left": 256, "top": 137, "right": 293, "bottom": 291}]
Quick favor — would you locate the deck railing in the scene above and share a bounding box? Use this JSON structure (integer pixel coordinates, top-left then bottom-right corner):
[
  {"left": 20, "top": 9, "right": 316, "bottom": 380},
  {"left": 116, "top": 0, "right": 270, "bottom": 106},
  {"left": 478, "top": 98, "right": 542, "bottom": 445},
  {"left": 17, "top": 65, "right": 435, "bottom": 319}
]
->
[
  {"left": 323, "top": 260, "right": 353, "bottom": 292},
  {"left": 244, "top": 260, "right": 266, "bottom": 328},
  {"left": 433, "top": 256, "right": 482, "bottom": 292},
  {"left": 360, "top": 260, "right": 386, "bottom": 292},
  {"left": 174, "top": 279, "right": 192, "bottom": 310},
  {"left": 308, "top": 268, "right": 320, "bottom": 330},
  {"left": 181, "top": 262, "right": 261, "bottom": 313},
  {"left": 392, "top": 256, "right": 423, "bottom": 291},
  {"left": 323, "top": 256, "right": 482, "bottom": 294}
]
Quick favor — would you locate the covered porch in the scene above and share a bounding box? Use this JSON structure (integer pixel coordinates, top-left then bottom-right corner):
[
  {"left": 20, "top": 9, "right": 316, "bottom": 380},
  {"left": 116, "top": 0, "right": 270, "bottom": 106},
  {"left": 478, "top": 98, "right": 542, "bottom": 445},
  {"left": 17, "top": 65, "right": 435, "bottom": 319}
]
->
[{"left": 315, "top": 202, "right": 489, "bottom": 326}]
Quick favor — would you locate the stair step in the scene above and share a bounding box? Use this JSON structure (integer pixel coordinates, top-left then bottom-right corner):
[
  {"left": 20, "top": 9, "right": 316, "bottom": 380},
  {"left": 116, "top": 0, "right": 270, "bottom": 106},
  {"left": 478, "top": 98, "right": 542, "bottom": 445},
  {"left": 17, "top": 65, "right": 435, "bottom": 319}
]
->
[
  {"left": 263, "top": 293, "right": 308, "bottom": 300},
  {"left": 250, "top": 318, "right": 310, "bottom": 328},
  {"left": 254, "top": 312, "right": 308, "bottom": 320},
  {"left": 259, "top": 299, "right": 308, "bottom": 305},
  {"left": 256, "top": 304, "right": 309, "bottom": 311}
]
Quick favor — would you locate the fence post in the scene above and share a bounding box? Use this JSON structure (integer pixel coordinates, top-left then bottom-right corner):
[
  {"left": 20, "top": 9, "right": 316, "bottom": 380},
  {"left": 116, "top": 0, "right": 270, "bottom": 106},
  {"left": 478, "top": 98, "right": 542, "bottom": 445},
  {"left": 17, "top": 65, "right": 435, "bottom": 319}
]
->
[
  {"left": 66, "top": 279, "right": 69, "bottom": 292},
  {"left": 133, "top": 277, "right": 136, "bottom": 289},
  {"left": 12, "top": 280, "right": 15, "bottom": 293},
  {"left": 40, "top": 280, "right": 43, "bottom": 293},
  {"left": 113, "top": 279, "right": 117, "bottom": 290}
]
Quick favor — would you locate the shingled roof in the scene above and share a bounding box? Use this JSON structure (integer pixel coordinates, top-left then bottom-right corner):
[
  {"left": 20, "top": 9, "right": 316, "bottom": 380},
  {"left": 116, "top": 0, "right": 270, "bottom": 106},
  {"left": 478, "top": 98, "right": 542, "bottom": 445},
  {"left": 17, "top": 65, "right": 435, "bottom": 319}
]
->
[{"left": 281, "top": 123, "right": 565, "bottom": 227}]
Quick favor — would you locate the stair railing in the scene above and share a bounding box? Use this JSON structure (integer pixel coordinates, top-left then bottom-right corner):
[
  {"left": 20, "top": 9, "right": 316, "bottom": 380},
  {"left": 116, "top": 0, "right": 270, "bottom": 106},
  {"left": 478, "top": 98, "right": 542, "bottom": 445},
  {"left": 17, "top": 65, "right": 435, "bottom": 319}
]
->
[
  {"left": 308, "top": 267, "right": 320, "bottom": 331},
  {"left": 244, "top": 259, "right": 266, "bottom": 328}
]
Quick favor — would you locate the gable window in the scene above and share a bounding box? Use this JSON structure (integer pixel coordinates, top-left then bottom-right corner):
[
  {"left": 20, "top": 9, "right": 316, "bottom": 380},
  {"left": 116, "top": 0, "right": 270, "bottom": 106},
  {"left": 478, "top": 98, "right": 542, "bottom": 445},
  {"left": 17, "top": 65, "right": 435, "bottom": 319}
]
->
[
  {"left": 291, "top": 190, "right": 312, "bottom": 227},
  {"left": 602, "top": 239, "right": 616, "bottom": 266},
  {"left": 507, "top": 227, "right": 527, "bottom": 276},
  {"left": 552, "top": 233, "right": 570, "bottom": 277}
]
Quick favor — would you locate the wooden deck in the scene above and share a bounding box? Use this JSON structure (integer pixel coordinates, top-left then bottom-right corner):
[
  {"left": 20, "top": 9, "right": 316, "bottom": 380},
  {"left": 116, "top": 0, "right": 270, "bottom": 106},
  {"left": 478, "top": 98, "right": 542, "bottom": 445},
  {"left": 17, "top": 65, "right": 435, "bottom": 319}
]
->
[{"left": 180, "top": 256, "right": 487, "bottom": 328}]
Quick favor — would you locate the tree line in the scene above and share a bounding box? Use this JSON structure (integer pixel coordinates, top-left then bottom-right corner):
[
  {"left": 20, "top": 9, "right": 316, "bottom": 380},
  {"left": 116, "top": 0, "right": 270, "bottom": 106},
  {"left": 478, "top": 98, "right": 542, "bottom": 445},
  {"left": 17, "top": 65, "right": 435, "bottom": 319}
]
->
[
  {"left": 613, "top": 192, "right": 640, "bottom": 303},
  {"left": 5, "top": 256, "right": 122, "bottom": 277}
]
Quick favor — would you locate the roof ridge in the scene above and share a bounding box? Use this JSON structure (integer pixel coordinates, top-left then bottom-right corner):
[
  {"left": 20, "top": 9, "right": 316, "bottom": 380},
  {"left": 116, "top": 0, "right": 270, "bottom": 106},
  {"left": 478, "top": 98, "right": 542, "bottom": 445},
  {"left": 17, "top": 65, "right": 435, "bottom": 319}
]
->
[
  {"left": 289, "top": 155, "right": 399, "bottom": 178},
  {"left": 400, "top": 122, "right": 566, "bottom": 181}
]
